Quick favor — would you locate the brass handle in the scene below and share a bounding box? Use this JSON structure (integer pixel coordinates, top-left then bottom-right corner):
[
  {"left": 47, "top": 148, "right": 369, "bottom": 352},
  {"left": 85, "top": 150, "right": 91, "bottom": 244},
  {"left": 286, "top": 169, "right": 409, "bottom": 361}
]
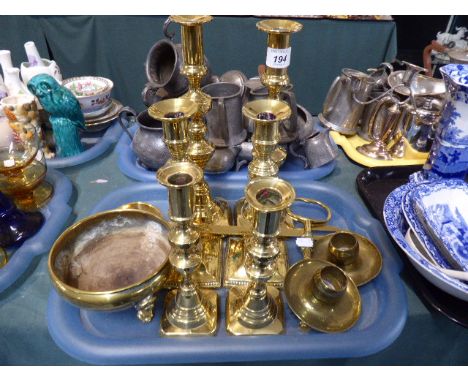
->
[{"left": 286, "top": 197, "right": 332, "bottom": 236}]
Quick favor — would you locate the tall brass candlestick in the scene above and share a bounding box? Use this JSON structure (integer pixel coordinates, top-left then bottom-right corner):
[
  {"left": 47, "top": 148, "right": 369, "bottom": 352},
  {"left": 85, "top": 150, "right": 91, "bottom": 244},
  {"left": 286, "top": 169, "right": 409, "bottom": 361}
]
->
[
  {"left": 170, "top": 15, "right": 229, "bottom": 228},
  {"left": 149, "top": 98, "right": 222, "bottom": 289},
  {"left": 257, "top": 19, "right": 303, "bottom": 100},
  {"left": 257, "top": 19, "right": 302, "bottom": 163},
  {"left": 227, "top": 177, "right": 295, "bottom": 335},
  {"left": 158, "top": 162, "right": 218, "bottom": 336},
  {"left": 226, "top": 100, "right": 292, "bottom": 287}
]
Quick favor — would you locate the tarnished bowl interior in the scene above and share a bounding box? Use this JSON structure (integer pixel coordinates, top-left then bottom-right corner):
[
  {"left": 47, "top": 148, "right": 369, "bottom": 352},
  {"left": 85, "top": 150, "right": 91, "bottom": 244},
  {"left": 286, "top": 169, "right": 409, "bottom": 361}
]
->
[{"left": 49, "top": 209, "right": 170, "bottom": 310}]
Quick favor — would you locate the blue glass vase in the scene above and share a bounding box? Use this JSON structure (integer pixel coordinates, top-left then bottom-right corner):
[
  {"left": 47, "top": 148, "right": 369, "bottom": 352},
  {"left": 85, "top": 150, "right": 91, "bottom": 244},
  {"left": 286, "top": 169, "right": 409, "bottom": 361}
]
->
[{"left": 0, "top": 191, "right": 44, "bottom": 248}]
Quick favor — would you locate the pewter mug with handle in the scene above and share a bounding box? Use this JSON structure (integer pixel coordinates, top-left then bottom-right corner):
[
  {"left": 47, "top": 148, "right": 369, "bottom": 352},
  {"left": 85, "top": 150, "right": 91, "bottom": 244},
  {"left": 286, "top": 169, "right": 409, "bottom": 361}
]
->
[
  {"left": 319, "top": 68, "right": 376, "bottom": 135},
  {"left": 118, "top": 107, "right": 170, "bottom": 170}
]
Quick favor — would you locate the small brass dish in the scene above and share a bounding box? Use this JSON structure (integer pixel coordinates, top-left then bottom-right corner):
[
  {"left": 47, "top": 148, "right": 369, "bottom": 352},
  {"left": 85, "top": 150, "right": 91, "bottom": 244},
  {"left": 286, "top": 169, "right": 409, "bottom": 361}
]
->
[
  {"left": 285, "top": 259, "right": 361, "bottom": 333},
  {"left": 48, "top": 204, "right": 171, "bottom": 323},
  {"left": 312, "top": 231, "right": 383, "bottom": 286}
]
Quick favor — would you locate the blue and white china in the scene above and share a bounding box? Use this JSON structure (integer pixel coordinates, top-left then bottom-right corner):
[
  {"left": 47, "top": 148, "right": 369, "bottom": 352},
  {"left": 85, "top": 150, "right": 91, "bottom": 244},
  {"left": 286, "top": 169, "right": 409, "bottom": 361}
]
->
[
  {"left": 401, "top": 184, "right": 452, "bottom": 269},
  {"left": 411, "top": 179, "right": 468, "bottom": 271},
  {"left": 383, "top": 183, "right": 468, "bottom": 301},
  {"left": 424, "top": 64, "right": 468, "bottom": 179},
  {"left": 405, "top": 228, "right": 468, "bottom": 281}
]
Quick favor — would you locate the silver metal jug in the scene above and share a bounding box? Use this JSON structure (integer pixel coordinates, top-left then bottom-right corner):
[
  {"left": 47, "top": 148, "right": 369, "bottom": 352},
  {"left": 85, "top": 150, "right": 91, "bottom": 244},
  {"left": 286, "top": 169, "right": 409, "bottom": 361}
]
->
[{"left": 319, "top": 68, "right": 376, "bottom": 135}]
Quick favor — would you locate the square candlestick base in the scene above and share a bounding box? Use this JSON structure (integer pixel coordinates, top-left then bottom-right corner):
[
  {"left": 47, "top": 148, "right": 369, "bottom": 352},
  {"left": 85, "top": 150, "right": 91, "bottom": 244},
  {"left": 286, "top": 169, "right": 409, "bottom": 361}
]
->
[
  {"left": 160, "top": 289, "right": 218, "bottom": 337},
  {"left": 226, "top": 286, "right": 285, "bottom": 336}
]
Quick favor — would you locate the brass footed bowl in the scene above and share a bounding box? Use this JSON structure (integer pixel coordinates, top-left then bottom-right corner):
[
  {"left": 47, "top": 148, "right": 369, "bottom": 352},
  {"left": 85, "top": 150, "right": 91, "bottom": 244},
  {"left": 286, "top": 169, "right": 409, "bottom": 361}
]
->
[{"left": 48, "top": 205, "right": 171, "bottom": 321}]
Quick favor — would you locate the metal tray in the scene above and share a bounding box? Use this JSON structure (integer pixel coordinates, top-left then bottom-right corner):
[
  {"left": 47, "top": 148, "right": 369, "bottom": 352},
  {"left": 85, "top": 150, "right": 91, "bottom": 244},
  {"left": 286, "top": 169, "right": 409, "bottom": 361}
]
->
[
  {"left": 0, "top": 169, "right": 73, "bottom": 293},
  {"left": 46, "top": 121, "right": 122, "bottom": 169},
  {"left": 47, "top": 179, "right": 407, "bottom": 365},
  {"left": 356, "top": 166, "right": 468, "bottom": 328},
  {"left": 116, "top": 124, "right": 336, "bottom": 182}
]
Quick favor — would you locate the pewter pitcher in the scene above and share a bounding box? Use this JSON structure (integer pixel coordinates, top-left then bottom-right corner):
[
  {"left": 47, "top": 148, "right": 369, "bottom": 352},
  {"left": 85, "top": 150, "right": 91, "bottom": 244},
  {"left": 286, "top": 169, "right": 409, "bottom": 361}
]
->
[
  {"left": 118, "top": 107, "right": 170, "bottom": 170},
  {"left": 202, "top": 82, "right": 246, "bottom": 147},
  {"left": 319, "top": 68, "right": 376, "bottom": 135}
]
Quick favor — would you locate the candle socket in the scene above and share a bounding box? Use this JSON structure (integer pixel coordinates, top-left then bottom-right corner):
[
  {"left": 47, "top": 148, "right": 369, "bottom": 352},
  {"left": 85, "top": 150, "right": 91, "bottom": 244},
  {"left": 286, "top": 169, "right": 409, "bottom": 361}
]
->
[
  {"left": 227, "top": 177, "right": 295, "bottom": 335},
  {"left": 148, "top": 98, "right": 197, "bottom": 164},
  {"left": 157, "top": 162, "right": 218, "bottom": 336}
]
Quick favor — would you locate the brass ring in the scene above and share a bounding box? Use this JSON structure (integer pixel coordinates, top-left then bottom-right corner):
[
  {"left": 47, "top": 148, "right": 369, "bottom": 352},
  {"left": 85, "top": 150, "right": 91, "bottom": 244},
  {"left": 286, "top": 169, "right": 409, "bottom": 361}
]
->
[{"left": 286, "top": 197, "right": 332, "bottom": 228}]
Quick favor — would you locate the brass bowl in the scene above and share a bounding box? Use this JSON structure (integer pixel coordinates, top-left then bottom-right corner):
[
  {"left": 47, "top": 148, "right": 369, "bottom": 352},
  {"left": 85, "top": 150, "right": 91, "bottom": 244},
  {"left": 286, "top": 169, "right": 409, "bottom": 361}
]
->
[{"left": 48, "top": 204, "right": 171, "bottom": 322}]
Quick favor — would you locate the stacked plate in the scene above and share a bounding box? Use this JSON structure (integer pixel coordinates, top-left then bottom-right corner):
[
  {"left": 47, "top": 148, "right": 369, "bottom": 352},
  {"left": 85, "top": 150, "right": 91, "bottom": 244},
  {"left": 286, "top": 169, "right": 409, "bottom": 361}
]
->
[
  {"left": 383, "top": 179, "right": 468, "bottom": 301},
  {"left": 84, "top": 99, "right": 123, "bottom": 132}
]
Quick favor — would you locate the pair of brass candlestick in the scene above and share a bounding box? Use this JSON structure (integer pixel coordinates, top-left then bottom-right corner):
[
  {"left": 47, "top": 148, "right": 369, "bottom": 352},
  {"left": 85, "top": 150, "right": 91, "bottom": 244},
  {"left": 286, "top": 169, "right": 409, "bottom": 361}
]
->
[{"left": 149, "top": 15, "right": 307, "bottom": 336}]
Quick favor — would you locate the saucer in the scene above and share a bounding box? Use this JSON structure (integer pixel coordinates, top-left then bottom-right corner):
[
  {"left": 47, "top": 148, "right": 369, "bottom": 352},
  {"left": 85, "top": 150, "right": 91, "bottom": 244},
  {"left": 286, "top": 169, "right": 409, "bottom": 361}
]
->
[{"left": 85, "top": 99, "right": 123, "bottom": 132}]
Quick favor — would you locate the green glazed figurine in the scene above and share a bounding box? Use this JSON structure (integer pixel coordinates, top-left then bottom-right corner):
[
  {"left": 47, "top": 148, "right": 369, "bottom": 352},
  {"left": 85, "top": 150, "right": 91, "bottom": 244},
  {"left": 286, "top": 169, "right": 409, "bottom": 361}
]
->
[{"left": 27, "top": 74, "right": 84, "bottom": 157}]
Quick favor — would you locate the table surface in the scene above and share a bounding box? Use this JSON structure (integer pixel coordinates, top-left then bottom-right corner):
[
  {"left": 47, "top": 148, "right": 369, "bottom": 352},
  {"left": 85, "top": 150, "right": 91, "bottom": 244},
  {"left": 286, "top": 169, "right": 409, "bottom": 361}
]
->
[{"left": 0, "top": 142, "right": 467, "bottom": 366}]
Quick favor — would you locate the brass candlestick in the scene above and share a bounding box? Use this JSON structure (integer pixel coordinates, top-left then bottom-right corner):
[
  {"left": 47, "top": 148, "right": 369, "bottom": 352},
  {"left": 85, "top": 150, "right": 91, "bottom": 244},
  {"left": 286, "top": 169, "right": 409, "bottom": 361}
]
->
[
  {"left": 257, "top": 19, "right": 302, "bottom": 169},
  {"left": 227, "top": 100, "right": 291, "bottom": 287},
  {"left": 149, "top": 98, "right": 222, "bottom": 289},
  {"left": 157, "top": 161, "right": 218, "bottom": 336},
  {"left": 227, "top": 177, "right": 295, "bottom": 335},
  {"left": 148, "top": 98, "right": 197, "bottom": 164},
  {"left": 257, "top": 19, "right": 303, "bottom": 99},
  {"left": 170, "top": 15, "right": 230, "bottom": 228}
]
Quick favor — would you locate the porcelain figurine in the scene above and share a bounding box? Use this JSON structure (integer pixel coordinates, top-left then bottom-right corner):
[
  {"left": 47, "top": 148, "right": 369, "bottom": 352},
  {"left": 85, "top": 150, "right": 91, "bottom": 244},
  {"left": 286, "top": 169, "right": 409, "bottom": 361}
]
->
[{"left": 27, "top": 74, "right": 84, "bottom": 157}]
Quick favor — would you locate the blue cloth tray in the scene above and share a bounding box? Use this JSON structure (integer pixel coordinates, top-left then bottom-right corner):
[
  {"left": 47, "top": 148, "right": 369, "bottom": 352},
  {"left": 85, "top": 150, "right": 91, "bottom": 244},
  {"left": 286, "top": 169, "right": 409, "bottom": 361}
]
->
[
  {"left": 0, "top": 169, "right": 73, "bottom": 293},
  {"left": 116, "top": 124, "right": 336, "bottom": 182},
  {"left": 47, "top": 179, "right": 407, "bottom": 365},
  {"left": 46, "top": 121, "right": 122, "bottom": 169}
]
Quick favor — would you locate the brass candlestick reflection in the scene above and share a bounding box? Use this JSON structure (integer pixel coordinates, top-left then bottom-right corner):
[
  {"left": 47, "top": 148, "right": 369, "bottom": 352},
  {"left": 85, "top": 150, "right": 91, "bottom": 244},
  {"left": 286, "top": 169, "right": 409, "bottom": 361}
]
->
[
  {"left": 149, "top": 98, "right": 222, "bottom": 289},
  {"left": 170, "top": 15, "right": 230, "bottom": 228},
  {"left": 158, "top": 162, "right": 218, "bottom": 336},
  {"left": 227, "top": 177, "right": 295, "bottom": 335}
]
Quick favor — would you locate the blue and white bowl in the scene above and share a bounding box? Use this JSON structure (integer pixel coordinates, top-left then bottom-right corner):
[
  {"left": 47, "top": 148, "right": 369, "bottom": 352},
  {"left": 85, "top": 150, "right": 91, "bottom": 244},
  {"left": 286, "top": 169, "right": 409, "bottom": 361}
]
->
[{"left": 383, "top": 182, "right": 468, "bottom": 302}]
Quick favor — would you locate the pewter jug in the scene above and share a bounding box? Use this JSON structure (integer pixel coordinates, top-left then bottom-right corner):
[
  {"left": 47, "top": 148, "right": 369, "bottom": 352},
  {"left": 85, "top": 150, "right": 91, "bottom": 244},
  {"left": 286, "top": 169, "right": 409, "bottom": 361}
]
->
[
  {"left": 205, "top": 146, "right": 241, "bottom": 174},
  {"left": 118, "top": 107, "right": 170, "bottom": 170},
  {"left": 289, "top": 128, "right": 338, "bottom": 169},
  {"left": 319, "top": 68, "right": 376, "bottom": 135},
  {"left": 202, "top": 82, "right": 246, "bottom": 147}
]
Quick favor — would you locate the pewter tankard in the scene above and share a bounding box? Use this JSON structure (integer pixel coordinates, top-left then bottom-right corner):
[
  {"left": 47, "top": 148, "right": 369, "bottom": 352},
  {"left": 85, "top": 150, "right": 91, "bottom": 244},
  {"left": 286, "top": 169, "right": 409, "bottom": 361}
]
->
[
  {"left": 202, "top": 82, "right": 246, "bottom": 147},
  {"left": 319, "top": 68, "right": 376, "bottom": 135}
]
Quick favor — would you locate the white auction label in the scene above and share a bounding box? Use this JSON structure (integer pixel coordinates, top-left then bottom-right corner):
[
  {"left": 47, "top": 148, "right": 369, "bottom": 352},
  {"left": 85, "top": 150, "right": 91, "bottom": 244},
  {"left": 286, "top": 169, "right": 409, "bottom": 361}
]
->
[
  {"left": 296, "top": 237, "right": 314, "bottom": 248},
  {"left": 266, "top": 47, "right": 291, "bottom": 69}
]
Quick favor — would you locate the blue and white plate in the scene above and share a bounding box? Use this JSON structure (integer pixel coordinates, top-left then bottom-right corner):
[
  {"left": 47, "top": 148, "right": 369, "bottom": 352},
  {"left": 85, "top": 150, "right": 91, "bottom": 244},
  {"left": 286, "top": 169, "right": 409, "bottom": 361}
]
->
[
  {"left": 411, "top": 180, "right": 468, "bottom": 271},
  {"left": 384, "top": 183, "right": 468, "bottom": 302},
  {"left": 401, "top": 184, "right": 452, "bottom": 270}
]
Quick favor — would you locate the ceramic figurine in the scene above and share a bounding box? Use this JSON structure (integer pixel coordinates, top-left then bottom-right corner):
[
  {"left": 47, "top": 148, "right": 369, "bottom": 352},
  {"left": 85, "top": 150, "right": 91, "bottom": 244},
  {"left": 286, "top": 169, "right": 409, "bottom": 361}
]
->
[{"left": 27, "top": 74, "right": 84, "bottom": 157}]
